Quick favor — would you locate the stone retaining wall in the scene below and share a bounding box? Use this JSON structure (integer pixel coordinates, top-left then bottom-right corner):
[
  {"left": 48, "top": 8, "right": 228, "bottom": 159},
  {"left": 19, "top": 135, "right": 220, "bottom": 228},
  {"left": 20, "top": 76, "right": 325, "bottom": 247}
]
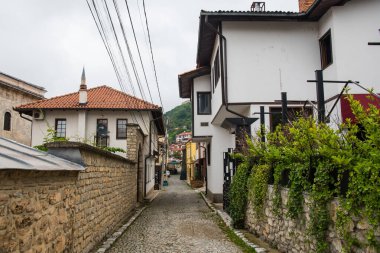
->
[
  {"left": 0, "top": 142, "right": 137, "bottom": 253},
  {"left": 73, "top": 148, "right": 137, "bottom": 253},
  {"left": 0, "top": 170, "right": 77, "bottom": 253},
  {"left": 245, "top": 185, "right": 378, "bottom": 253}
]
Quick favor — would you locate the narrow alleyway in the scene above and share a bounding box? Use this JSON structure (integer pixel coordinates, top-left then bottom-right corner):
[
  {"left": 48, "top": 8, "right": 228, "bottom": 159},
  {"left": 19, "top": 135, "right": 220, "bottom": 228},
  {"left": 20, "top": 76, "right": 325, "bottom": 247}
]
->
[{"left": 107, "top": 175, "right": 242, "bottom": 253}]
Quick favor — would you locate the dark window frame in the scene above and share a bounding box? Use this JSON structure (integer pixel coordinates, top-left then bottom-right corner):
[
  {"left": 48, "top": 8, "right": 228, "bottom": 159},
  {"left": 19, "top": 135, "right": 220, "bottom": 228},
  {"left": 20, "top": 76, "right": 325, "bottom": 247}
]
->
[
  {"left": 3, "top": 112, "right": 11, "bottom": 131},
  {"left": 212, "top": 50, "right": 220, "bottom": 92},
  {"left": 55, "top": 118, "right": 67, "bottom": 138},
  {"left": 96, "top": 119, "right": 109, "bottom": 147},
  {"left": 319, "top": 29, "right": 333, "bottom": 70},
  {"left": 207, "top": 143, "right": 211, "bottom": 166},
  {"left": 116, "top": 118, "right": 128, "bottom": 139},
  {"left": 269, "top": 107, "right": 313, "bottom": 132},
  {"left": 197, "top": 92, "right": 211, "bottom": 115}
]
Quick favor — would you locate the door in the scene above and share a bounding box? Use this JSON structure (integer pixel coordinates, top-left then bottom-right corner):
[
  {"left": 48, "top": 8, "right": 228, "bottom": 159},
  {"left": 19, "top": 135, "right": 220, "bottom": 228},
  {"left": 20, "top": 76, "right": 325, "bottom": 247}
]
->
[{"left": 96, "top": 119, "right": 108, "bottom": 147}]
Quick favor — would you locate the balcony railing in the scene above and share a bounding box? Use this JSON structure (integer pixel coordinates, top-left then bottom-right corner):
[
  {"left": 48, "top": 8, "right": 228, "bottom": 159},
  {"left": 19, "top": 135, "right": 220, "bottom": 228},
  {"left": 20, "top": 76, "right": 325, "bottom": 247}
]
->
[{"left": 95, "top": 135, "right": 109, "bottom": 148}]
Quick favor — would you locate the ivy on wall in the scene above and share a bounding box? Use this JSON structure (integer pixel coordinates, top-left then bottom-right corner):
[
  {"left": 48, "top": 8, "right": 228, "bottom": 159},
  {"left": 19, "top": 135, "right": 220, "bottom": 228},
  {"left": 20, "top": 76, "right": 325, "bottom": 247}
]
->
[{"left": 228, "top": 94, "right": 380, "bottom": 252}]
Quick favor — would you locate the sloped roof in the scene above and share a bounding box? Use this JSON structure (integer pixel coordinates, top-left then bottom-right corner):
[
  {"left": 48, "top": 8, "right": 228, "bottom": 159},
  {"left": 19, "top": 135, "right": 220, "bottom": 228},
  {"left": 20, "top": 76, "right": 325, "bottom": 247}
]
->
[
  {"left": 197, "top": 0, "right": 350, "bottom": 67},
  {"left": 0, "top": 137, "right": 84, "bottom": 171},
  {"left": 15, "top": 85, "right": 161, "bottom": 112},
  {"left": 178, "top": 67, "right": 210, "bottom": 98}
]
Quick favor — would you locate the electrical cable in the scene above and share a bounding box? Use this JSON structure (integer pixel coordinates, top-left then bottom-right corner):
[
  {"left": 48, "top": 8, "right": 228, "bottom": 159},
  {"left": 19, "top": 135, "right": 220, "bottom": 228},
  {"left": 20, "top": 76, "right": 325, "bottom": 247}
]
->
[
  {"left": 124, "top": 0, "right": 154, "bottom": 103},
  {"left": 142, "top": 0, "right": 164, "bottom": 110}
]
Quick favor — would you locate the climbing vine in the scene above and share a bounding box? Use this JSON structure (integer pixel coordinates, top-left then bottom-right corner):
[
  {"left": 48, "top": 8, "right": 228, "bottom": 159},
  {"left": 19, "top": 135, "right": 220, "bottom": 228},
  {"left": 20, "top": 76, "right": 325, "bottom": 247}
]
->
[
  {"left": 228, "top": 93, "right": 380, "bottom": 252},
  {"left": 228, "top": 158, "right": 251, "bottom": 228}
]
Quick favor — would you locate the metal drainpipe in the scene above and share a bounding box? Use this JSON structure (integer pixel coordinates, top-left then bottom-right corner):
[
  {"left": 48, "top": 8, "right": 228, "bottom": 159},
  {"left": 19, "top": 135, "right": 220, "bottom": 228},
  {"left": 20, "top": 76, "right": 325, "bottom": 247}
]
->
[
  {"left": 204, "top": 16, "right": 247, "bottom": 120},
  {"left": 19, "top": 112, "right": 33, "bottom": 146}
]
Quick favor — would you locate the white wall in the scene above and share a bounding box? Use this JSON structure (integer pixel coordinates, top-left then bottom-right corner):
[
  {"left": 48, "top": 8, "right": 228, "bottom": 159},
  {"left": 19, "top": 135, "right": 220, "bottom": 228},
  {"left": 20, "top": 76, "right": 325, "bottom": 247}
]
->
[
  {"left": 208, "top": 126, "right": 234, "bottom": 195},
  {"left": 223, "top": 21, "right": 320, "bottom": 104},
  {"left": 145, "top": 156, "right": 155, "bottom": 195},
  {"left": 319, "top": 0, "right": 380, "bottom": 120},
  {"left": 193, "top": 75, "right": 213, "bottom": 137},
  {"left": 31, "top": 110, "right": 79, "bottom": 147},
  {"left": 210, "top": 37, "right": 224, "bottom": 120},
  {"left": 31, "top": 109, "right": 158, "bottom": 156}
]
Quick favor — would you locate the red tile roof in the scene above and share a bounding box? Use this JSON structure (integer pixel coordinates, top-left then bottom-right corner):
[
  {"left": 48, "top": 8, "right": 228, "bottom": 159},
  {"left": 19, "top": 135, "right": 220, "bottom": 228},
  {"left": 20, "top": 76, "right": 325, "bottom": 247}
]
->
[{"left": 15, "top": 85, "right": 160, "bottom": 111}]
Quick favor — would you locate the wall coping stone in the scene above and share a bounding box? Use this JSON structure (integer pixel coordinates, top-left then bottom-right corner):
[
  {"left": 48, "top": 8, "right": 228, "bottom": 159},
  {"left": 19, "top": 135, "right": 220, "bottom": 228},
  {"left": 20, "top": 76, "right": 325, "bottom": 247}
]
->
[{"left": 46, "top": 141, "right": 135, "bottom": 164}]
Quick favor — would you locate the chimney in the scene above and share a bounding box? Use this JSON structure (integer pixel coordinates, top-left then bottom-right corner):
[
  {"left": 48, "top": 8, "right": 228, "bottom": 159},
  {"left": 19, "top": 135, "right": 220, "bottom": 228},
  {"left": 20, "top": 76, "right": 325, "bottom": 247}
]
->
[
  {"left": 299, "top": 0, "right": 315, "bottom": 12},
  {"left": 79, "top": 67, "right": 87, "bottom": 104},
  {"left": 251, "top": 2, "right": 265, "bottom": 12}
]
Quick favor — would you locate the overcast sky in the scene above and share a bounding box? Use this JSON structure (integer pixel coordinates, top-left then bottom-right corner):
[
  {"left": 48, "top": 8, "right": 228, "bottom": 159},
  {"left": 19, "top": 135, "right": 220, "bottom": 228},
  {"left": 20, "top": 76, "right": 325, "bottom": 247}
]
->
[{"left": 0, "top": 0, "right": 298, "bottom": 111}]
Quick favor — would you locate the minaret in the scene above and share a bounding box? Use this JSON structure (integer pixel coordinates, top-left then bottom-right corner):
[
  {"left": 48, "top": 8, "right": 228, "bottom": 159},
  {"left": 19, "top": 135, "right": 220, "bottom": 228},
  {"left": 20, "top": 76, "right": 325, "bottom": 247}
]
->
[{"left": 79, "top": 67, "right": 87, "bottom": 104}]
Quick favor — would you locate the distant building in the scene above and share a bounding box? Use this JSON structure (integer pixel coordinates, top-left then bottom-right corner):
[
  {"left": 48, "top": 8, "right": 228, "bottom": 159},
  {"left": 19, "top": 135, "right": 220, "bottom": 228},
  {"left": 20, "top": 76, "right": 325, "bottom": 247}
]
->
[
  {"left": 169, "top": 143, "right": 185, "bottom": 156},
  {"left": 0, "top": 72, "right": 46, "bottom": 145},
  {"left": 175, "top": 131, "right": 192, "bottom": 143}
]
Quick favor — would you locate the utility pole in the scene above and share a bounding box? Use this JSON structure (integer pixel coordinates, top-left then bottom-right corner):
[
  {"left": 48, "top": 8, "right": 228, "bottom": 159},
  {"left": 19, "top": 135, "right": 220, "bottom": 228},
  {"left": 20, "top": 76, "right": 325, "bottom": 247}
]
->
[{"left": 315, "top": 70, "right": 326, "bottom": 123}]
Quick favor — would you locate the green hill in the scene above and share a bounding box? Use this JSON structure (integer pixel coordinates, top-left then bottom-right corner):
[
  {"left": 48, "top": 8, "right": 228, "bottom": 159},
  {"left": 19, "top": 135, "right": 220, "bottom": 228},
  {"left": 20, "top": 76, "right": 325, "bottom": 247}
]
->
[{"left": 164, "top": 101, "right": 191, "bottom": 143}]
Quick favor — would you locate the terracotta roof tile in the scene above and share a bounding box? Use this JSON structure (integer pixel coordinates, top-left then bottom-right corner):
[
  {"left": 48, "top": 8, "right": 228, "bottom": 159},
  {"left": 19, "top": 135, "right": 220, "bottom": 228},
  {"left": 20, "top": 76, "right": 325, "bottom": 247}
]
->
[{"left": 15, "top": 85, "right": 160, "bottom": 111}]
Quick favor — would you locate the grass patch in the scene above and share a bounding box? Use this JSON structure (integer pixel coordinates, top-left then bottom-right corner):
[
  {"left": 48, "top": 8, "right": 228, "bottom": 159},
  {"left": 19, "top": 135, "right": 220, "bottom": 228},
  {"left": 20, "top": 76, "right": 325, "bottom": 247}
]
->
[{"left": 214, "top": 214, "right": 256, "bottom": 253}]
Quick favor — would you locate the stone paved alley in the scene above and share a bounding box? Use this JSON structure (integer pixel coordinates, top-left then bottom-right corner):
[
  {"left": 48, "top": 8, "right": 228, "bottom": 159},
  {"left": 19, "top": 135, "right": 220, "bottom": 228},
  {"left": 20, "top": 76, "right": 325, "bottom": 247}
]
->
[{"left": 107, "top": 175, "right": 242, "bottom": 253}]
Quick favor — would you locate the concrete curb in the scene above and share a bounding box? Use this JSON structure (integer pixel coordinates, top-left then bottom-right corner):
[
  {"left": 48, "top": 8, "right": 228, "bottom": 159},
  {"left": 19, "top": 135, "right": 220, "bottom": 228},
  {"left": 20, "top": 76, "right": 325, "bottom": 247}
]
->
[
  {"left": 95, "top": 206, "right": 147, "bottom": 253},
  {"left": 196, "top": 189, "right": 267, "bottom": 253}
]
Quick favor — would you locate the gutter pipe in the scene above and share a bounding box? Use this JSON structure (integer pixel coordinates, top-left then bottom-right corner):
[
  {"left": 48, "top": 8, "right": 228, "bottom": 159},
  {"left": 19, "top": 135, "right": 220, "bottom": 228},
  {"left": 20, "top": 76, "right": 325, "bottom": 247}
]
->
[
  {"left": 18, "top": 112, "right": 32, "bottom": 122},
  {"left": 18, "top": 112, "right": 33, "bottom": 146},
  {"left": 204, "top": 16, "right": 247, "bottom": 120}
]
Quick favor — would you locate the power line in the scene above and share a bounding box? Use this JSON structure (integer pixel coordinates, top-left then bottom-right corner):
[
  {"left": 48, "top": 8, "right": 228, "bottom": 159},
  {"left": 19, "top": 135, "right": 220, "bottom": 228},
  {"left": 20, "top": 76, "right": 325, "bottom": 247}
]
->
[
  {"left": 102, "top": 0, "right": 137, "bottom": 97},
  {"left": 124, "top": 0, "right": 154, "bottom": 103},
  {"left": 87, "top": 0, "right": 143, "bottom": 129},
  {"left": 102, "top": 0, "right": 149, "bottom": 132},
  {"left": 112, "top": 0, "right": 148, "bottom": 102},
  {"left": 86, "top": 0, "right": 124, "bottom": 93},
  {"left": 142, "top": 0, "right": 164, "bottom": 110},
  {"left": 87, "top": 0, "right": 163, "bottom": 149}
]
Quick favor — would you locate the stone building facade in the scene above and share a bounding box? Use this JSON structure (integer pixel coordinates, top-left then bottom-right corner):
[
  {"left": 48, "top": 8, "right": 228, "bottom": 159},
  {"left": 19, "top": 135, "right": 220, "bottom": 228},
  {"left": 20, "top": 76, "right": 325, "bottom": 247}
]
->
[
  {"left": 126, "top": 124, "right": 145, "bottom": 202},
  {"left": 0, "top": 72, "right": 45, "bottom": 145},
  {"left": 0, "top": 142, "right": 138, "bottom": 253}
]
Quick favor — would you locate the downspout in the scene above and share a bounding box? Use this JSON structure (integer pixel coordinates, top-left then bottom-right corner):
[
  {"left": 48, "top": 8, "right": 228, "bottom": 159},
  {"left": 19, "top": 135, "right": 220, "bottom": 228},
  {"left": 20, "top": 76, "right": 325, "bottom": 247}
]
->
[
  {"left": 19, "top": 111, "right": 33, "bottom": 146},
  {"left": 204, "top": 16, "right": 246, "bottom": 119},
  {"left": 19, "top": 112, "right": 32, "bottom": 122}
]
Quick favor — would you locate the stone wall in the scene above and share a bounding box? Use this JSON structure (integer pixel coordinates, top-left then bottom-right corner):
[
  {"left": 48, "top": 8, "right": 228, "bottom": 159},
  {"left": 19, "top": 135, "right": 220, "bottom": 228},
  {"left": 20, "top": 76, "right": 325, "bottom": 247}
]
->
[
  {"left": 245, "top": 186, "right": 378, "bottom": 253},
  {"left": 126, "top": 124, "right": 145, "bottom": 202},
  {"left": 73, "top": 148, "right": 137, "bottom": 253},
  {"left": 0, "top": 142, "right": 138, "bottom": 253},
  {"left": 0, "top": 170, "right": 77, "bottom": 253}
]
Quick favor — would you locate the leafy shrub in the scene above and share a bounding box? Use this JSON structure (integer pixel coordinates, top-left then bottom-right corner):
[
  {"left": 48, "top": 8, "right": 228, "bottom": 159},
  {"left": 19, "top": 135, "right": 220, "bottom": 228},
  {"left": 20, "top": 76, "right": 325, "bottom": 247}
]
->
[{"left": 230, "top": 93, "right": 380, "bottom": 252}]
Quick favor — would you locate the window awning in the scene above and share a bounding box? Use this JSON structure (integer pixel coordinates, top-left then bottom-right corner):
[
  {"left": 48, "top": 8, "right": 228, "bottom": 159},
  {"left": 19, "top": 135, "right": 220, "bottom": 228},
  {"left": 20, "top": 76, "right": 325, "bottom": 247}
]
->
[{"left": 340, "top": 94, "right": 380, "bottom": 122}]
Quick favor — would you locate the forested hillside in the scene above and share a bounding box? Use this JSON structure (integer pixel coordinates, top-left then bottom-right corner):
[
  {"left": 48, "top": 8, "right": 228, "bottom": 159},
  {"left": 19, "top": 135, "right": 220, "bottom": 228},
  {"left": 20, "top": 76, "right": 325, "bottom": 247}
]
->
[{"left": 164, "top": 101, "right": 191, "bottom": 143}]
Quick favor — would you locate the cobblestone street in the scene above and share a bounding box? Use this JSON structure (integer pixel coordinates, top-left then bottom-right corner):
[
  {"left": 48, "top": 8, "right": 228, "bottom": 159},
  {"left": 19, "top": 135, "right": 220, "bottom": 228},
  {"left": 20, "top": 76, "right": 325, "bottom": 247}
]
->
[{"left": 107, "top": 175, "right": 242, "bottom": 253}]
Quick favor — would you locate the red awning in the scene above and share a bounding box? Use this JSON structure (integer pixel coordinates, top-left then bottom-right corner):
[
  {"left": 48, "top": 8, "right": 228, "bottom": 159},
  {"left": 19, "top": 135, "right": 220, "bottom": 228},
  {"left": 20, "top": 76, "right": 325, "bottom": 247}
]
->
[{"left": 340, "top": 94, "right": 380, "bottom": 122}]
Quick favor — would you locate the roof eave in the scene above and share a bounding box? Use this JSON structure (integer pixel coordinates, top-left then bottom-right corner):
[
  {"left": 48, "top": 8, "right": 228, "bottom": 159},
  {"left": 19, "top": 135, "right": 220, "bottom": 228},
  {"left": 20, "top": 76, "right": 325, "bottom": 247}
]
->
[
  {"left": 196, "top": 0, "right": 350, "bottom": 66},
  {"left": 0, "top": 72, "right": 46, "bottom": 91},
  {"left": 14, "top": 107, "right": 162, "bottom": 113},
  {"left": 178, "top": 67, "right": 211, "bottom": 98}
]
